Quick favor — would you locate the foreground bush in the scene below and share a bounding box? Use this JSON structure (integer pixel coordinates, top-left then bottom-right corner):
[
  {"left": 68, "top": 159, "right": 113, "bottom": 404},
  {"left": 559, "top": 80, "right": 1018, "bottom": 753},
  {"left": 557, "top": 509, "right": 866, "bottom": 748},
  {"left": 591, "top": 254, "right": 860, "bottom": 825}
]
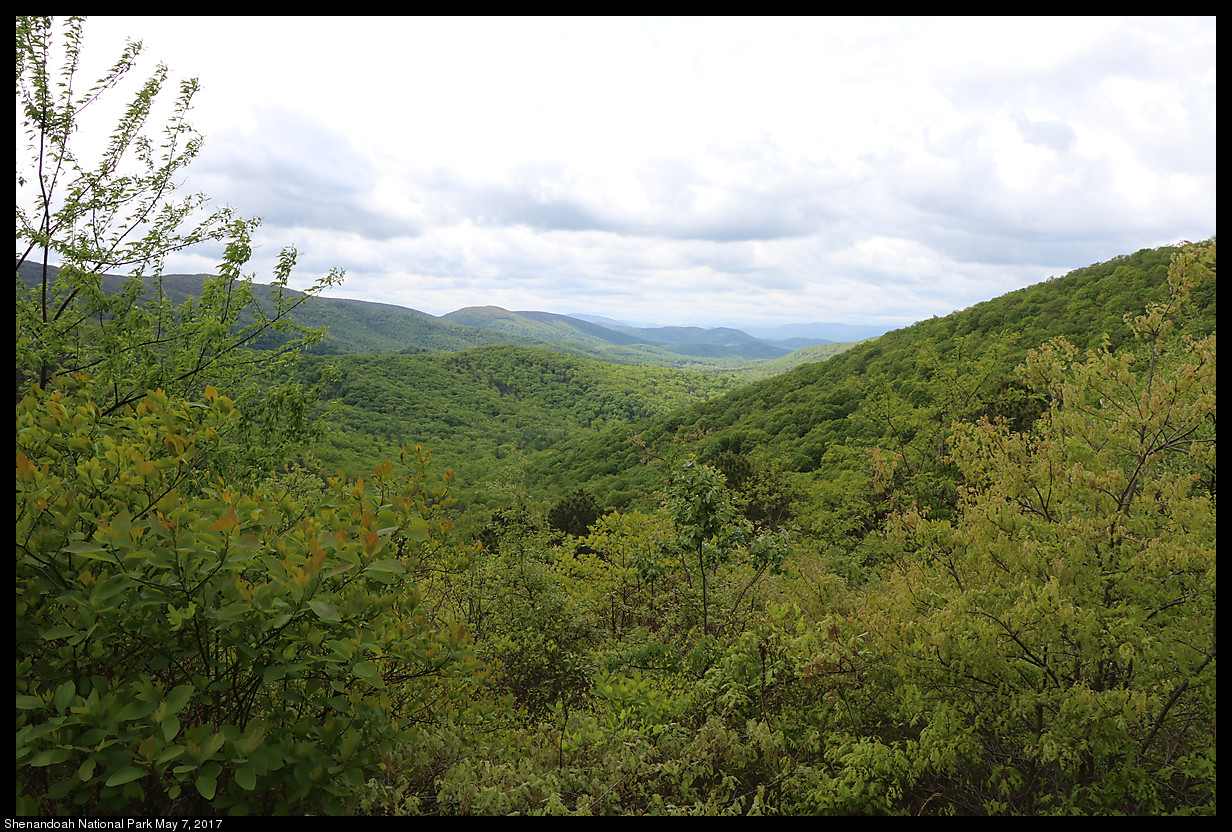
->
[{"left": 16, "top": 377, "right": 481, "bottom": 814}]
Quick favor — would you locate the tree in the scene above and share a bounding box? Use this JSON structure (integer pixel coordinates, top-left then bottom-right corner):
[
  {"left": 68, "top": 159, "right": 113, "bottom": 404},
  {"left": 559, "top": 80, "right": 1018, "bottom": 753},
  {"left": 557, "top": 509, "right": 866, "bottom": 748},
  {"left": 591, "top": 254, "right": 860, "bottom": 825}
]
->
[
  {"left": 548, "top": 489, "right": 603, "bottom": 538},
  {"left": 665, "top": 459, "right": 789, "bottom": 638},
  {"left": 737, "top": 467, "right": 797, "bottom": 532},
  {"left": 859, "top": 241, "right": 1216, "bottom": 814},
  {"left": 16, "top": 16, "right": 341, "bottom": 477},
  {"left": 13, "top": 18, "right": 491, "bottom": 815}
]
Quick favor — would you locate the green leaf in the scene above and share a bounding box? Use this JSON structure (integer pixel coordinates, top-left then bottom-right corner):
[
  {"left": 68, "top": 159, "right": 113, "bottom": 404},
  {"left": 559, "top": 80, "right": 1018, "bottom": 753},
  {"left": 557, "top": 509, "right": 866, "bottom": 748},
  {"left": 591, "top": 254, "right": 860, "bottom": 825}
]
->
[
  {"left": 165, "top": 684, "right": 195, "bottom": 715},
  {"left": 92, "top": 576, "right": 129, "bottom": 602},
  {"left": 161, "top": 713, "right": 181, "bottom": 742},
  {"left": 234, "top": 765, "right": 257, "bottom": 791},
  {"left": 323, "top": 562, "right": 356, "bottom": 579},
  {"left": 364, "top": 559, "right": 406, "bottom": 575},
  {"left": 64, "top": 541, "right": 105, "bottom": 555},
  {"left": 47, "top": 778, "right": 75, "bottom": 800},
  {"left": 29, "top": 748, "right": 72, "bottom": 767},
  {"left": 195, "top": 774, "right": 217, "bottom": 800},
  {"left": 118, "top": 698, "right": 159, "bottom": 722},
  {"left": 308, "top": 600, "right": 341, "bottom": 622},
  {"left": 53, "top": 680, "right": 76, "bottom": 713},
  {"left": 352, "top": 660, "right": 385, "bottom": 689},
  {"left": 155, "top": 745, "right": 186, "bottom": 765},
  {"left": 405, "top": 517, "right": 430, "bottom": 542},
  {"left": 105, "top": 766, "right": 146, "bottom": 787}
]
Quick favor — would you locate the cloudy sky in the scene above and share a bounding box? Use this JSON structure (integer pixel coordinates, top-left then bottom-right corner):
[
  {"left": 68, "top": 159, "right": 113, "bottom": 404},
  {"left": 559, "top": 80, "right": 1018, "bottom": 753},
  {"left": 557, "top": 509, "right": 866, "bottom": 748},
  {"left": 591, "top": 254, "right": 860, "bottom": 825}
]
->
[{"left": 36, "top": 16, "right": 1217, "bottom": 330}]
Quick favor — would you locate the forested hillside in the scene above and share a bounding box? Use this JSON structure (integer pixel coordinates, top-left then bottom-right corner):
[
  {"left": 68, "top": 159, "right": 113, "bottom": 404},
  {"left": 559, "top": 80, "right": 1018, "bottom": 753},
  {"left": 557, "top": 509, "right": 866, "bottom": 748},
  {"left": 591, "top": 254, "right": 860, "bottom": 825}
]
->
[
  {"left": 17, "top": 259, "right": 848, "bottom": 373},
  {"left": 518, "top": 244, "right": 1216, "bottom": 516},
  {"left": 297, "top": 345, "right": 745, "bottom": 522},
  {"left": 16, "top": 17, "right": 1215, "bottom": 817}
]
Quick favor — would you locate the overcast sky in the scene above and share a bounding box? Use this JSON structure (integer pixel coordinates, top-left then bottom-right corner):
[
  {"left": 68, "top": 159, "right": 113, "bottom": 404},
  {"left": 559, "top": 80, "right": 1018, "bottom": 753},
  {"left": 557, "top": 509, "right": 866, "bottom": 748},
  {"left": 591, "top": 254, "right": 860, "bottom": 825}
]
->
[{"left": 38, "top": 16, "right": 1217, "bottom": 330}]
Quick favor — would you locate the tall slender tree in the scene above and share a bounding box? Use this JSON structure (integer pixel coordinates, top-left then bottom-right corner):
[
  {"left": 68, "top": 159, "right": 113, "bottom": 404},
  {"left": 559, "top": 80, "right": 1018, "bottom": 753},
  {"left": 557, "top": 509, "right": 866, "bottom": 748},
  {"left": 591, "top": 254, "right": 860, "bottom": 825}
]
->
[{"left": 16, "top": 16, "right": 341, "bottom": 476}]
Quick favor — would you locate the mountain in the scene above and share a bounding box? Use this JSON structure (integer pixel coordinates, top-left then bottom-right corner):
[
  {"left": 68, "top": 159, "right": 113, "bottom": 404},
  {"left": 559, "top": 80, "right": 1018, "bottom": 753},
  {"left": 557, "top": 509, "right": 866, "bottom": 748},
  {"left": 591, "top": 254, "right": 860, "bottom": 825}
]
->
[
  {"left": 573, "top": 312, "right": 893, "bottom": 348},
  {"left": 740, "top": 321, "right": 895, "bottom": 343},
  {"left": 15, "top": 259, "right": 529, "bottom": 356},
  {"left": 441, "top": 306, "right": 647, "bottom": 348},
  {"left": 442, "top": 306, "right": 803, "bottom": 360},
  {"left": 19, "top": 259, "right": 860, "bottom": 372},
  {"left": 568, "top": 312, "right": 664, "bottom": 329},
  {"left": 517, "top": 242, "right": 1218, "bottom": 510}
]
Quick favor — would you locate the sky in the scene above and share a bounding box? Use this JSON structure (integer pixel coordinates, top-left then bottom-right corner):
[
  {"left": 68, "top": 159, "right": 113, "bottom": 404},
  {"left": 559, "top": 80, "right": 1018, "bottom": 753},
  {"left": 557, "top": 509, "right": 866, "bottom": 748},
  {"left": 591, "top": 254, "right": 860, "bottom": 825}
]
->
[{"left": 23, "top": 16, "right": 1217, "bottom": 331}]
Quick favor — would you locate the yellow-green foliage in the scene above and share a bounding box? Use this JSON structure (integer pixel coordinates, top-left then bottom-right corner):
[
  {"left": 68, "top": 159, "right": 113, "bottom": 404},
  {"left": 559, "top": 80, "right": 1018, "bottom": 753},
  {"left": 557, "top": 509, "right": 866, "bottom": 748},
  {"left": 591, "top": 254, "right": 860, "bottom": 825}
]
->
[
  {"left": 853, "top": 242, "right": 1217, "bottom": 814},
  {"left": 15, "top": 377, "right": 483, "bottom": 814}
]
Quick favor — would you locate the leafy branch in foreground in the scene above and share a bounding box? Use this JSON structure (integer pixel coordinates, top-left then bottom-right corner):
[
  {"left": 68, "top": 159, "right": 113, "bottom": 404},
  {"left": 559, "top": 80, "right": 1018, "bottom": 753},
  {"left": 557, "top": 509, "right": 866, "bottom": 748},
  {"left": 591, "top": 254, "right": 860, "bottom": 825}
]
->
[{"left": 16, "top": 15, "right": 344, "bottom": 477}]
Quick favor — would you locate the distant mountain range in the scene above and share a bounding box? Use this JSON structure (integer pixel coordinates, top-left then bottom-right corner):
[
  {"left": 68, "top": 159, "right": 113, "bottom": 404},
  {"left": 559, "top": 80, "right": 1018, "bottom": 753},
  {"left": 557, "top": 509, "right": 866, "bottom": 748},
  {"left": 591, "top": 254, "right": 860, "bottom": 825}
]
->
[
  {"left": 439, "top": 306, "right": 824, "bottom": 360},
  {"left": 16, "top": 260, "right": 881, "bottom": 371},
  {"left": 570, "top": 313, "right": 891, "bottom": 345}
]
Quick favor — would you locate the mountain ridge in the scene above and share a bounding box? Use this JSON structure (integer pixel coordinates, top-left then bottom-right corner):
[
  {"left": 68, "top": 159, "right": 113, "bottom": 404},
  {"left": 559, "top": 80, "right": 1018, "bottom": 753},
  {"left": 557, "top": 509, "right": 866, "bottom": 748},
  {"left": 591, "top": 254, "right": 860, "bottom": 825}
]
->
[
  {"left": 16, "top": 260, "right": 868, "bottom": 369},
  {"left": 515, "top": 240, "right": 1217, "bottom": 508}
]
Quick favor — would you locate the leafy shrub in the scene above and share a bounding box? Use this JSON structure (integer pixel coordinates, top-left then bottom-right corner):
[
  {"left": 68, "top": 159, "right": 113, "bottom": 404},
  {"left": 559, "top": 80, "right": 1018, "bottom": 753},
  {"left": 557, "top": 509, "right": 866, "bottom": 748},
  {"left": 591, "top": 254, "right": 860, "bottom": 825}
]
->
[
  {"left": 16, "top": 376, "right": 478, "bottom": 814},
  {"left": 856, "top": 242, "right": 1217, "bottom": 814}
]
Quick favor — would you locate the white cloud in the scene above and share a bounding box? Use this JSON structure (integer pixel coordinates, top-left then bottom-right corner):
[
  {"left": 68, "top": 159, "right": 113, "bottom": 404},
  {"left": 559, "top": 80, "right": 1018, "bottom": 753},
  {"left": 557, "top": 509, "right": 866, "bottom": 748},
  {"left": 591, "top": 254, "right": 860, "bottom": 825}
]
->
[{"left": 35, "top": 15, "right": 1217, "bottom": 329}]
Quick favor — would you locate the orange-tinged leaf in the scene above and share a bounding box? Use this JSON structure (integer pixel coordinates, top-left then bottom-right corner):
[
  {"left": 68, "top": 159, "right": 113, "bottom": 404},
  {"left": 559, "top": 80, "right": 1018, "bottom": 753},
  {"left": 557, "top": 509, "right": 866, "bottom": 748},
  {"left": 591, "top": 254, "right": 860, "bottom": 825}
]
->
[
  {"left": 211, "top": 507, "right": 238, "bottom": 533},
  {"left": 16, "top": 451, "right": 38, "bottom": 478}
]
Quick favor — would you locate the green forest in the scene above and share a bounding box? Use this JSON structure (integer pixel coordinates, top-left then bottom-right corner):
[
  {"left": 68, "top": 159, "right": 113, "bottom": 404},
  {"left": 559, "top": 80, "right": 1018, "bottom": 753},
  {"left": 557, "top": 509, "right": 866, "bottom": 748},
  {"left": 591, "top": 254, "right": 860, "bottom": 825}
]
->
[{"left": 16, "top": 17, "right": 1216, "bottom": 816}]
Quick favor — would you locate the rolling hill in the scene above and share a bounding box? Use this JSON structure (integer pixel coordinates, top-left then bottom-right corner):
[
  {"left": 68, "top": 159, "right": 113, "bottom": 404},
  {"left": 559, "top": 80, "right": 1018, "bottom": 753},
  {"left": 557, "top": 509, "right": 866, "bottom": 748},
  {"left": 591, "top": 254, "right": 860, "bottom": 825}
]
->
[
  {"left": 16, "top": 260, "right": 857, "bottom": 371},
  {"left": 513, "top": 242, "right": 1218, "bottom": 514}
]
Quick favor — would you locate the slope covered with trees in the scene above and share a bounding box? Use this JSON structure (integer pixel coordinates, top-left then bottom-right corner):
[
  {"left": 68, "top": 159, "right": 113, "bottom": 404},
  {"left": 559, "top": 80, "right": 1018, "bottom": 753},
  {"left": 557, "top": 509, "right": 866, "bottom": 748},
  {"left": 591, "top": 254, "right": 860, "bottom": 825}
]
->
[
  {"left": 296, "top": 345, "right": 745, "bottom": 522},
  {"left": 402, "top": 239, "right": 1215, "bottom": 816},
  {"left": 522, "top": 243, "right": 1215, "bottom": 529}
]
